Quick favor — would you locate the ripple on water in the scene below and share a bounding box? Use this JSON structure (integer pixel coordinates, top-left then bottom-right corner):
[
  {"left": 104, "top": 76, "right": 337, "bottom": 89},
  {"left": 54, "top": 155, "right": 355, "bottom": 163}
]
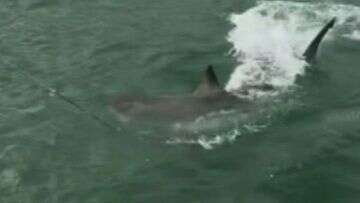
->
[{"left": 0, "top": 168, "right": 20, "bottom": 192}]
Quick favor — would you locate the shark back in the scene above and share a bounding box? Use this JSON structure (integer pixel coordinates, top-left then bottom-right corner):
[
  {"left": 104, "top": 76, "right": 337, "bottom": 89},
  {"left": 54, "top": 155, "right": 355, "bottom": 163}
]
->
[
  {"left": 193, "top": 65, "right": 222, "bottom": 97},
  {"left": 303, "top": 17, "right": 336, "bottom": 63}
]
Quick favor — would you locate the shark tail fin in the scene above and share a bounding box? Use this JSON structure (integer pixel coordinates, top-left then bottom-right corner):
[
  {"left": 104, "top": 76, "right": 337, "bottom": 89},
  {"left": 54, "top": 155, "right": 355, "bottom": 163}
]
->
[
  {"left": 193, "top": 65, "right": 221, "bottom": 97},
  {"left": 303, "top": 17, "right": 336, "bottom": 63}
]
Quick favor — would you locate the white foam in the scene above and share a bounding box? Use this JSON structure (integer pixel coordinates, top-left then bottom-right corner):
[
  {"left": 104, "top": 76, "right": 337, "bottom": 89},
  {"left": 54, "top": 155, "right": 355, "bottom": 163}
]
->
[
  {"left": 0, "top": 168, "right": 20, "bottom": 191},
  {"left": 166, "top": 129, "right": 241, "bottom": 150},
  {"left": 226, "top": 1, "right": 360, "bottom": 98},
  {"left": 344, "top": 30, "right": 360, "bottom": 41}
]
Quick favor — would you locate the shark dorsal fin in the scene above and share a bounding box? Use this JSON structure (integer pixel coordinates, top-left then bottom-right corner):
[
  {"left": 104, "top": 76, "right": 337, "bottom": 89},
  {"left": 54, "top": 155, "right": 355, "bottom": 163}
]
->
[
  {"left": 193, "top": 65, "right": 221, "bottom": 97},
  {"left": 303, "top": 17, "right": 336, "bottom": 63}
]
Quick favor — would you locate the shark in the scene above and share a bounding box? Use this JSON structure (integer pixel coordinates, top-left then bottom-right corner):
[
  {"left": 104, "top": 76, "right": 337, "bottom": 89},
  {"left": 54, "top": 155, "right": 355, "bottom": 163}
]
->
[{"left": 113, "top": 17, "right": 337, "bottom": 123}]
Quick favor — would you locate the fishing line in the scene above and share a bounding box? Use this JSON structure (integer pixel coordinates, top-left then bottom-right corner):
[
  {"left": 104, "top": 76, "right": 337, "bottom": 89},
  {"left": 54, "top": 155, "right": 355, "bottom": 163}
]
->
[{"left": 18, "top": 70, "right": 123, "bottom": 133}]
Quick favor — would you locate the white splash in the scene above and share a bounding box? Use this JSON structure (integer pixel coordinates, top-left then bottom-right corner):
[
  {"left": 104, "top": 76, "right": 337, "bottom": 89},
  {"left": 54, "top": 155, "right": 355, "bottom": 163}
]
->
[
  {"left": 226, "top": 1, "right": 360, "bottom": 98},
  {"left": 167, "top": 1, "right": 360, "bottom": 150}
]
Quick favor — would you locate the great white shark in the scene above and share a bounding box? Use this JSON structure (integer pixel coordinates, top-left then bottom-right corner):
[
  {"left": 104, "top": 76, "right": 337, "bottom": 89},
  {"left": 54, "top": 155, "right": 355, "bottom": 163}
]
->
[{"left": 114, "top": 17, "right": 337, "bottom": 123}]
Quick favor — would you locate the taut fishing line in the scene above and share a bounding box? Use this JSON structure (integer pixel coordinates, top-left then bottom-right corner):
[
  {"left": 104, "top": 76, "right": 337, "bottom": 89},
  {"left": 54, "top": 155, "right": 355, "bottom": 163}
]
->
[{"left": 19, "top": 70, "right": 123, "bottom": 134}]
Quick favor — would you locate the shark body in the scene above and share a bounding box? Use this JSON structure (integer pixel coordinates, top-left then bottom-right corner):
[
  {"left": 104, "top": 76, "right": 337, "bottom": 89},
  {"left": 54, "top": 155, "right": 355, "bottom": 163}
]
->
[{"left": 114, "top": 18, "right": 337, "bottom": 123}]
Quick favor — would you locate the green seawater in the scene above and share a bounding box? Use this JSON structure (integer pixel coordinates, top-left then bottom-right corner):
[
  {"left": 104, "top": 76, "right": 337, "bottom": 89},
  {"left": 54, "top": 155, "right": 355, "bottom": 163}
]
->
[{"left": 1, "top": 0, "right": 360, "bottom": 202}]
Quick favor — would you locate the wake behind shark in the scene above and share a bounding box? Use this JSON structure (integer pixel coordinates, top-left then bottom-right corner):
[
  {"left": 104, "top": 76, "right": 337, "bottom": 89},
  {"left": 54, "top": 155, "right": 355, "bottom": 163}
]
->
[{"left": 114, "top": 18, "right": 337, "bottom": 123}]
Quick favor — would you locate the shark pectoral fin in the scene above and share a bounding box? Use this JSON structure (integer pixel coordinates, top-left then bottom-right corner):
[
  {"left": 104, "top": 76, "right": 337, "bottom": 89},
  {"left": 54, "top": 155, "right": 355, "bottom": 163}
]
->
[
  {"left": 193, "top": 65, "right": 221, "bottom": 97},
  {"left": 303, "top": 17, "right": 337, "bottom": 63}
]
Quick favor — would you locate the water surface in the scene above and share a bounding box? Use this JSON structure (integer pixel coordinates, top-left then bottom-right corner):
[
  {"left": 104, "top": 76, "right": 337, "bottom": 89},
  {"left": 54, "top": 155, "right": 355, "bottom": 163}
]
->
[{"left": 1, "top": 0, "right": 360, "bottom": 202}]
